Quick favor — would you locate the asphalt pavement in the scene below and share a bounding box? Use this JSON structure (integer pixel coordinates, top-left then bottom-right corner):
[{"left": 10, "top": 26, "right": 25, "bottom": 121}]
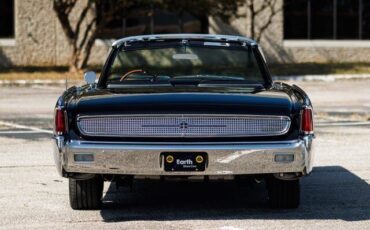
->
[{"left": 0, "top": 80, "right": 369, "bottom": 229}]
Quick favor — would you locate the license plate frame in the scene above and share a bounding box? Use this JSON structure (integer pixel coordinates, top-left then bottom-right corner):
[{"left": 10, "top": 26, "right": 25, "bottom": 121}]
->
[{"left": 162, "top": 152, "right": 207, "bottom": 172}]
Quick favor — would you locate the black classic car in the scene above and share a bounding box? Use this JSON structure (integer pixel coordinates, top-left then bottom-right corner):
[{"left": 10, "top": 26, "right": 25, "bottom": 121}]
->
[{"left": 53, "top": 34, "right": 314, "bottom": 210}]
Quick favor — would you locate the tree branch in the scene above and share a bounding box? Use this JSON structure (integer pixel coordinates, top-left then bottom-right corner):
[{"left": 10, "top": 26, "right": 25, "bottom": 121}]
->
[
  {"left": 74, "top": 1, "right": 93, "bottom": 41},
  {"left": 54, "top": 0, "right": 245, "bottom": 70},
  {"left": 78, "top": 17, "right": 97, "bottom": 51},
  {"left": 53, "top": 0, "right": 77, "bottom": 42},
  {"left": 79, "top": 29, "right": 98, "bottom": 69},
  {"left": 254, "top": 0, "right": 272, "bottom": 15},
  {"left": 255, "top": 0, "right": 281, "bottom": 42}
]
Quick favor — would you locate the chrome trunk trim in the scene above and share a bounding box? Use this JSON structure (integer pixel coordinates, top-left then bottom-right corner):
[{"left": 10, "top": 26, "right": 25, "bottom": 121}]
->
[{"left": 77, "top": 114, "right": 291, "bottom": 138}]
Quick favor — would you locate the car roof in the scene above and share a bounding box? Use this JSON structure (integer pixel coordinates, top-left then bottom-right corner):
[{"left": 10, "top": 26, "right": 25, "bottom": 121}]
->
[{"left": 112, "top": 34, "right": 257, "bottom": 48}]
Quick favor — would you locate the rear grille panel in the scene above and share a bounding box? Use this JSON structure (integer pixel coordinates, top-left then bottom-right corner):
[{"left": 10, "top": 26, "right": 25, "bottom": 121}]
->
[{"left": 77, "top": 114, "right": 291, "bottom": 138}]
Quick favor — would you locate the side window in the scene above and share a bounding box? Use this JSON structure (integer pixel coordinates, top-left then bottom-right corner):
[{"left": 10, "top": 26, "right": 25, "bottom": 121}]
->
[{"left": 0, "top": 0, "right": 15, "bottom": 38}]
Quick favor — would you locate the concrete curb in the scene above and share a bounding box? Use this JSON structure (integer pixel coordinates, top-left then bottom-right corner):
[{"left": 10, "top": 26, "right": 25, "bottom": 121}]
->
[
  {"left": 0, "top": 79, "right": 81, "bottom": 86},
  {"left": 273, "top": 74, "right": 370, "bottom": 82},
  {"left": 1, "top": 74, "right": 370, "bottom": 86}
]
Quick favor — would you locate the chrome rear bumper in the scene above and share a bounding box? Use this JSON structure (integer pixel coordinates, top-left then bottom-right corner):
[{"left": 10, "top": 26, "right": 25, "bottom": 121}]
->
[{"left": 53, "top": 137, "right": 314, "bottom": 176}]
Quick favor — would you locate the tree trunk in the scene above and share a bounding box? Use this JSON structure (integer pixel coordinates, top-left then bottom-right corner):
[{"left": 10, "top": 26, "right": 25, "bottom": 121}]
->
[
  {"left": 247, "top": 0, "right": 256, "bottom": 40},
  {"left": 250, "top": 13, "right": 255, "bottom": 39},
  {"left": 79, "top": 32, "right": 97, "bottom": 70},
  {"left": 69, "top": 53, "right": 80, "bottom": 72}
]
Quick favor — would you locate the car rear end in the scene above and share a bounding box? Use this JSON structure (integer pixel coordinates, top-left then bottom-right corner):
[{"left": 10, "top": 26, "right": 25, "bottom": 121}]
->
[
  {"left": 52, "top": 34, "right": 314, "bottom": 210},
  {"left": 62, "top": 112, "right": 311, "bottom": 177}
]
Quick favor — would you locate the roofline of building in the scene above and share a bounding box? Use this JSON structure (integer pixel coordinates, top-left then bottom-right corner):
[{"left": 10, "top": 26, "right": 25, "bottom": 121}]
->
[{"left": 112, "top": 34, "right": 257, "bottom": 48}]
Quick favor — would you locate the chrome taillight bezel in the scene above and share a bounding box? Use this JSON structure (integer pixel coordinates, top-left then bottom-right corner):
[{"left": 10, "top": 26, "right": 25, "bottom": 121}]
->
[
  {"left": 300, "top": 106, "right": 314, "bottom": 135},
  {"left": 54, "top": 106, "right": 68, "bottom": 135}
]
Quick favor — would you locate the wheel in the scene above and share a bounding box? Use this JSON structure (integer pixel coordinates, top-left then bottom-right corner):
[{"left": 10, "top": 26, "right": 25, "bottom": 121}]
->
[
  {"left": 69, "top": 176, "right": 104, "bottom": 210},
  {"left": 266, "top": 177, "right": 300, "bottom": 209}
]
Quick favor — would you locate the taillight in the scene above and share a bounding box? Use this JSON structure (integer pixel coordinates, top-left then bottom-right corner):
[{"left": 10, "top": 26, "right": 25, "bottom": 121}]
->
[
  {"left": 301, "top": 107, "right": 313, "bottom": 134},
  {"left": 55, "top": 108, "right": 66, "bottom": 135}
]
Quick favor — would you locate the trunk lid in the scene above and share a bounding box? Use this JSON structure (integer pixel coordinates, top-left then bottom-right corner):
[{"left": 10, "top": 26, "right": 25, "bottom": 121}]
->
[{"left": 73, "top": 88, "right": 294, "bottom": 116}]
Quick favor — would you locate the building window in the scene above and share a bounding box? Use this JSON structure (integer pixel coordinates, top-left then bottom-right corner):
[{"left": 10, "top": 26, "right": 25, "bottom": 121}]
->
[
  {"left": 284, "top": 0, "right": 369, "bottom": 39},
  {"left": 96, "top": 6, "right": 208, "bottom": 39},
  {"left": 0, "top": 0, "right": 15, "bottom": 38}
]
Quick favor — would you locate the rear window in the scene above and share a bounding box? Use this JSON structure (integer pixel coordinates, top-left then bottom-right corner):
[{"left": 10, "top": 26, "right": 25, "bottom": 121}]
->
[{"left": 106, "top": 41, "right": 265, "bottom": 86}]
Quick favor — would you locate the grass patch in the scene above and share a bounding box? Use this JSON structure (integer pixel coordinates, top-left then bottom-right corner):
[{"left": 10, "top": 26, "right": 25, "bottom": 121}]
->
[{"left": 269, "top": 62, "right": 370, "bottom": 76}]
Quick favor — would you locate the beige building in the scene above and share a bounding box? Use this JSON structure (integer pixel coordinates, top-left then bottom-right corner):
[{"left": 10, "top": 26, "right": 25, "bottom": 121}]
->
[{"left": 1, "top": 0, "right": 370, "bottom": 67}]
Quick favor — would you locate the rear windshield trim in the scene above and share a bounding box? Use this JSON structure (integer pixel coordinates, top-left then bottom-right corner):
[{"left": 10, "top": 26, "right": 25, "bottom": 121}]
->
[
  {"left": 122, "top": 39, "right": 249, "bottom": 51},
  {"left": 99, "top": 40, "right": 272, "bottom": 89}
]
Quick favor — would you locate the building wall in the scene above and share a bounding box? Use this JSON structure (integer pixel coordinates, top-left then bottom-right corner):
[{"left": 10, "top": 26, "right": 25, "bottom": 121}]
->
[
  {"left": 1, "top": 0, "right": 370, "bottom": 67},
  {"left": 0, "top": 0, "right": 58, "bottom": 66},
  {"left": 0, "top": 0, "right": 109, "bottom": 67},
  {"left": 210, "top": 0, "right": 370, "bottom": 64}
]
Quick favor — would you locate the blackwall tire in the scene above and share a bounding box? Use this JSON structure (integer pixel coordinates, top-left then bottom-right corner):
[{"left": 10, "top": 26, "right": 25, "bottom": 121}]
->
[
  {"left": 69, "top": 176, "right": 103, "bottom": 210},
  {"left": 266, "top": 177, "right": 300, "bottom": 209}
]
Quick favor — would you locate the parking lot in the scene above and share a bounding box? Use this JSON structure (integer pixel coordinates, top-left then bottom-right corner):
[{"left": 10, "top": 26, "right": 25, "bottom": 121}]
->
[{"left": 0, "top": 80, "right": 369, "bottom": 229}]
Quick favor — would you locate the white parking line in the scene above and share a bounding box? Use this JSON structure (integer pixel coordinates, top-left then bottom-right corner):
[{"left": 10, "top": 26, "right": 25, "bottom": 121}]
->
[
  {"left": 0, "top": 130, "right": 50, "bottom": 134},
  {"left": 220, "top": 226, "right": 243, "bottom": 230},
  {"left": 316, "top": 121, "right": 370, "bottom": 127},
  {"left": 0, "top": 121, "right": 53, "bottom": 134}
]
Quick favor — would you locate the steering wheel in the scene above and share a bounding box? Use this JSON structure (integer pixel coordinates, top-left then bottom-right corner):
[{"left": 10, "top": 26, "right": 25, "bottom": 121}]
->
[{"left": 119, "top": 69, "right": 146, "bottom": 81}]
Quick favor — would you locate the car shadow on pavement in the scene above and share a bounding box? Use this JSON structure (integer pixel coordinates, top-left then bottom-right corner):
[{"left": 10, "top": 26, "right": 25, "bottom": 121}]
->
[{"left": 100, "top": 166, "right": 370, "bottom": 222}]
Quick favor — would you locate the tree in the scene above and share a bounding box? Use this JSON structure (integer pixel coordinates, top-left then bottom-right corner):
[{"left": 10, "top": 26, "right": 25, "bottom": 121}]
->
[
  {"left": 245, "top": 0, "right": 282, "bottom": 42},
  {"left": 53, "top": 0, "right": 243, "bottom": 71},
  {"left": 53, "top": 0, "right": 137, "bottom": 71}
]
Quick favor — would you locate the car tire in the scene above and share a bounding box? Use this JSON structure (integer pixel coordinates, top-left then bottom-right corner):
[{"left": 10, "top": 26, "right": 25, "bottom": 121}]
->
[
  {"left": 266, "top": 177, "right": 300, "bottom": 209},
  {"left": 69, "top": 176, "right": 104, "bottom": 210}
]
